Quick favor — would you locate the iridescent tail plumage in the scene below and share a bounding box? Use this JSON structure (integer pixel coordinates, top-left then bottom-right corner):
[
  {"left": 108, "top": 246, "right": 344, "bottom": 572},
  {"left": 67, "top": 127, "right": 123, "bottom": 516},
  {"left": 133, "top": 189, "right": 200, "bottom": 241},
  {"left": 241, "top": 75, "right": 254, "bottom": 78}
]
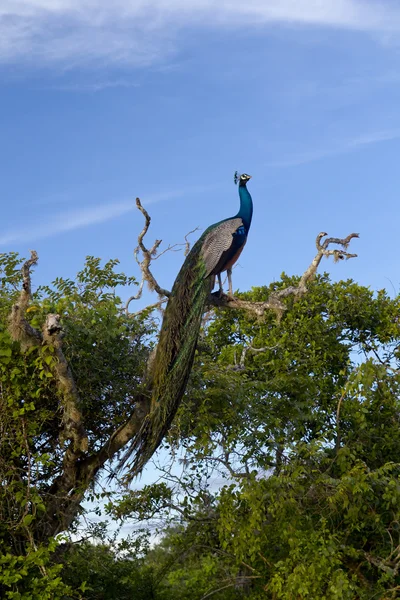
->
[{"left": 123, "top": 235, "right": 212, "bottom": 477}]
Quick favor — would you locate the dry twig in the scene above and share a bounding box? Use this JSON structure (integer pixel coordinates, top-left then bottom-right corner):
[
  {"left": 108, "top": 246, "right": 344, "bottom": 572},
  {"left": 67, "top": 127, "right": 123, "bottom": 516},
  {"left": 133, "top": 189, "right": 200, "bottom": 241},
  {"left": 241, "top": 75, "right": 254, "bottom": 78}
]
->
[
  {"left": 125, "top": 198, "right": 171, "bottom": 314},
  {"left": 125, "top": 202, "right": 200, "bottom": 315}
]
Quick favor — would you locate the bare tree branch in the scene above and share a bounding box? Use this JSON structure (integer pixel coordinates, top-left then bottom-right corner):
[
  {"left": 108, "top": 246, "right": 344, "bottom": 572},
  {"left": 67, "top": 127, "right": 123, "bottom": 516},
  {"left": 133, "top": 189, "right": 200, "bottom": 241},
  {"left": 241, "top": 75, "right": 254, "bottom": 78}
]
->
[
  {"left": 184, "top": 227, "right": 200, "bottom": 256},
  {"left": 232, "top": 343, "right": 277, "bottom": 372},
  {"left": 335, "top": 389, "right": 347, "bottom": 455},
  {"left": 91, "top": 395, "right": 150, "bottom": 465},
  {"left": 125, "top": 199, "right": 170, "bottom": 313},
  {"left": 125, "top": 204, "right": 358, "bottom": 322},
  {"left": 9, "top": 250, "right": 42, "bottom": 348},
  {"left": 364, "top": 547, "right": 400, "bottom": 577},
  {"left": 207, "top": 232, "right": 359, "bottom": 318},
  {"left": 125, "top": 202, "right": 201, "bottom": 315},
  {"left": 201, "top": 578, "right": 262, "bottom": 600},
  {"left": 128, "top": 298, "right": 168, "bottom": 318},
  {"left": 201, "top": 453, "right": 252, "bottom": 480}
]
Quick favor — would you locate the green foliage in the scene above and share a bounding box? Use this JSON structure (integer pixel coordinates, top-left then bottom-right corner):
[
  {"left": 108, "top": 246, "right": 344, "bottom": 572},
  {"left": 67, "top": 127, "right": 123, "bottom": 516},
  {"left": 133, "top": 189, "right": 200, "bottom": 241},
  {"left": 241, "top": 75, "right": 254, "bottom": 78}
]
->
[
  {"left": 3, "top": 245, "right": 400, "bottom": 600},
  {"left": 145, "top": 275, "right": 400, "bottom": 599},
  {"left": 0, "top": 252, "right": 154, "bottom": 597},
  {"left": 0, "top": 538, "right": 75, "bottom": 599},
  {"left": 62, "top": 539, "right": 158, "bottom": 600},
  {"left": 36, "top": 256, "right": 153, "bottom": 442},
  {"left": 106, "top": 482, "right": 174, "bottom": 521}
]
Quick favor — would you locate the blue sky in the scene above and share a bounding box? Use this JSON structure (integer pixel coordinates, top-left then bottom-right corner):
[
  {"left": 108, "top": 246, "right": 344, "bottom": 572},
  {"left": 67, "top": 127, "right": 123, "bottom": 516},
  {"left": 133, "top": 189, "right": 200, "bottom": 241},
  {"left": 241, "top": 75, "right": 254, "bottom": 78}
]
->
[
  {"left": 2, "top": 0, "right": 400, "bottom": 304},
  {"left": 3, "top": 0, "right": 400, "bottom": 531}
]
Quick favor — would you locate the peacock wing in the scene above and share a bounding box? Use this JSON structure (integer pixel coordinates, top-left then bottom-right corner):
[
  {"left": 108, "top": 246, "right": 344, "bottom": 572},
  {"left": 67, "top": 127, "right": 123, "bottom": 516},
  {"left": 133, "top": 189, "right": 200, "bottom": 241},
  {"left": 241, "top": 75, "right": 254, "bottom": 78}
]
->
[{"left": 201, "top": 217, "right": 244, "bottom": 277}]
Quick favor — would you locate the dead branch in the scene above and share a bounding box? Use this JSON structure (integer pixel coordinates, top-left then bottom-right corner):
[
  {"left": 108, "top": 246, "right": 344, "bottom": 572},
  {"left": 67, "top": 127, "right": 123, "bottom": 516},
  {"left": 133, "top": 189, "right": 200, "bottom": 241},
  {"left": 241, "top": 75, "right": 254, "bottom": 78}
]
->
[
  {"left": 364, "top": 547, "right": 400, "bottom": 577},
  {"left": 232, "top": 343, "right": 278, "bottom": 371},
  {"left": 184, "top": 227, "right": 200, "bottom": 256},
  {"left": 207, "top": 232, "right": 359, "bottom": 317},
  {"left": 202, "top": 453, "right": 252, "bottom": 480},
  {"left": 125, "top": 202, "right": 201, "bottom": 315},
  {"left": 201, "top": 577, "right": 262, "bottom": 600},
  {"left": 335, "top": 389, "right": 347, "bottom": 454},
  {"left": 9, "top": 250, "right": 42, "bottom": 348},
  {"left": 92, "top": 394, "right": 150, "bottom": 465},
  {"left": 129, "top": 298, "right": 167, "bottom": 318},
  {"left": 125, "top": 198, "right": 170, "bottom": 314},
  {"left": 126, "top": 203, "right": 358, "bottom": 322}
]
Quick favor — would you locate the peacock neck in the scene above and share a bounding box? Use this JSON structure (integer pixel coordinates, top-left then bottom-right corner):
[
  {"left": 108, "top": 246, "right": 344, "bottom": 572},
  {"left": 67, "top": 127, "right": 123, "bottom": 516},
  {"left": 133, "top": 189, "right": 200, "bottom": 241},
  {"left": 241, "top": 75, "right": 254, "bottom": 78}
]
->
[{"left": 237, "top": 183, "right": 253, "bottom": 231}]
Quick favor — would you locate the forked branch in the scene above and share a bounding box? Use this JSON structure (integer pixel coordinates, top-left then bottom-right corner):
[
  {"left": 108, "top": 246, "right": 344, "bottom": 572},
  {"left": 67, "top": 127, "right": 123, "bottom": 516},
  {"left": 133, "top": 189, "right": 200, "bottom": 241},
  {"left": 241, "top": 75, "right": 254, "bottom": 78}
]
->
[
  {"left": 208, "top": 231, "right": 359, "bottom": 317},
  {"left": 125, "top": 198, "right": 171, "bottom": 314},
  {"left": 9, "top": 250, "right": 42, "bottom": 347},
  {"left": 125, "top": 200, "right": 200, "bottom": 315}
]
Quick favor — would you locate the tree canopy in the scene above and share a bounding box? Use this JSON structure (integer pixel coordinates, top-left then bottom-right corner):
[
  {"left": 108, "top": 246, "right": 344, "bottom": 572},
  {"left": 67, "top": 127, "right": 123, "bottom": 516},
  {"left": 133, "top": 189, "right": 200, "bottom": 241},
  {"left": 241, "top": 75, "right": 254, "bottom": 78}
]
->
[{"left": 1, "top": 220, "right": 400, "bottom": 599}]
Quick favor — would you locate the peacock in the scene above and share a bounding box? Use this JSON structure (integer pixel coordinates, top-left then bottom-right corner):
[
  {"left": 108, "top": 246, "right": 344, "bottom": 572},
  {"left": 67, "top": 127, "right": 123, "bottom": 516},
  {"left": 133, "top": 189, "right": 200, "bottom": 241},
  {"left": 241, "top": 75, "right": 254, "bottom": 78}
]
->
[{"left": 124, "top": 172, "right": 253, "bottom": 476}]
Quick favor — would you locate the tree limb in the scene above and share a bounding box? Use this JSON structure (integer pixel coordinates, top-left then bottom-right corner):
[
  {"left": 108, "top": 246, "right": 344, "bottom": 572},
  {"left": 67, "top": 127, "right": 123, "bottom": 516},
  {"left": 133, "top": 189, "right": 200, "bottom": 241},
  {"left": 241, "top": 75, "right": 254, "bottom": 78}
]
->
[
  {"left": 125, "top": 198, "right": 171, "bottom": 315},
  {"left": 126, "top": 203, "right": 358, "bottom": 321},
  {"left": 207, "top": 232, "right": 359, "bottom": 317},
  {"left": 42, "top": 314, "right": 88, "bottom": 455},
  {"left": 8, "top": 250, "right": 42, "bottom": 348},
  {"left": 125, "top": 202, "right": 201, "bottom": 314},
  {"left": 232, "top": 343, "right": 277, "bottom": 372},
  {"left": 43, "top": 392, "right": 151, "bottom": 536},
  {"left": 9, "top": 253, "right": 88, "bottom": 455},
  {"left": 128, "top": 298, "right": 167, "bottom": 318}
]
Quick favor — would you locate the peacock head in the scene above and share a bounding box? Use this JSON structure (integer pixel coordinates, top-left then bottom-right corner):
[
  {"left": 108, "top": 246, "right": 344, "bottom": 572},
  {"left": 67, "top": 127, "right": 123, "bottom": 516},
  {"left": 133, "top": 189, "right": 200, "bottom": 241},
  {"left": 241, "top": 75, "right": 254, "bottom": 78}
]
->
[{"left": 234, "top": 171, "right": 252, "bottom": 186}]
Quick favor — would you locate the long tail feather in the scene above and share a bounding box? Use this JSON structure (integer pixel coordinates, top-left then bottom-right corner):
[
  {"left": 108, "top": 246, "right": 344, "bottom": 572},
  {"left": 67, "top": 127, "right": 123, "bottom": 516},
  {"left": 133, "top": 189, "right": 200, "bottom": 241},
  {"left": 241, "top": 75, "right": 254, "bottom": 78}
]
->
[{"left": 122, "top": 236, "right": 212, "bottom": 477}]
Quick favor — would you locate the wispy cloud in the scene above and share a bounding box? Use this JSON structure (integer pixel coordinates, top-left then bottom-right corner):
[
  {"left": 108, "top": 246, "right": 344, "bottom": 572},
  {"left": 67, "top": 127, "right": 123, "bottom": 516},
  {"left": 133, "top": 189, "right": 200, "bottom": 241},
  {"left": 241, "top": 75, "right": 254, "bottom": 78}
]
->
[
  {"left": 0, "top": 200, "right": 137, "bottom": 246},
  {"left": 0, "top": 195, "right": 167, "bottom": 246},
  {"left": 265, "top": 128, "right": 400, "bottom": 168},
  {"left": 49, "top": 77, "right": 141, "bottom": 92},
  {"left": 2, "top": 1, "right": 400, "bottom": 69},
  {"left": 0, "top": 185, "right": 217, "bottom": 246}
]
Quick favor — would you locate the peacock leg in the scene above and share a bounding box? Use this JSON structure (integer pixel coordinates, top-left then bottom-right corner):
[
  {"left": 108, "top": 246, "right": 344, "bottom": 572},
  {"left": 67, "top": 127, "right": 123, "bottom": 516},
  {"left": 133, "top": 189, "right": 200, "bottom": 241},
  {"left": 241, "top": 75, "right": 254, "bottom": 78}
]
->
[
  {"left": 227, "top": 268, "right": 233, "bottom": 296},
  {"left": 217, "top": 273, "right": 223, "bottom": 294}
]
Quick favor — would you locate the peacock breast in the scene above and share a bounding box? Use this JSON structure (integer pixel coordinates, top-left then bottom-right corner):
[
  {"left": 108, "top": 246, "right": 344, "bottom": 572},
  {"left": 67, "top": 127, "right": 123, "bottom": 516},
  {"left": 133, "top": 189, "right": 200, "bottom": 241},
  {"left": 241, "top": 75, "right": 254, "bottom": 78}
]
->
[{"left": 222, "top": 241, "right": 247, "bottom": 271}]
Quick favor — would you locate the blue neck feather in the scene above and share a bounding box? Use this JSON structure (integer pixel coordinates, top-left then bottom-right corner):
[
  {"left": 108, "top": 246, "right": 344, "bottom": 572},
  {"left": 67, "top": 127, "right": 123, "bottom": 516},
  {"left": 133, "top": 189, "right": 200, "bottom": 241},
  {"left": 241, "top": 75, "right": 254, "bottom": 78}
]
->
[{"left": 237, "top": 183, "right": 253, "bottom": 231}]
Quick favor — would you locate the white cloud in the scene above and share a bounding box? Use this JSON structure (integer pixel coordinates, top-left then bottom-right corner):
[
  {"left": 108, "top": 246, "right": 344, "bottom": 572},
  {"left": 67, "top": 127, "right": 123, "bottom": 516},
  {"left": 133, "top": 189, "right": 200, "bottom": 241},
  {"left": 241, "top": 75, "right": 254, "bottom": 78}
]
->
[
  {"left": 0, "top": 200, "right": 137, "bottom": 246},
  {"left": 1, "top": 1, "right": 400, "bottom": 68},
  {"left": 49, "top": 77, "right": 140, "bottom": 92},
  {"left": 265, "top": 127, "right": 400, "bottom": 167},
  {"left": 0, "top": 185, "right": 216, "bottom": 246}
]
